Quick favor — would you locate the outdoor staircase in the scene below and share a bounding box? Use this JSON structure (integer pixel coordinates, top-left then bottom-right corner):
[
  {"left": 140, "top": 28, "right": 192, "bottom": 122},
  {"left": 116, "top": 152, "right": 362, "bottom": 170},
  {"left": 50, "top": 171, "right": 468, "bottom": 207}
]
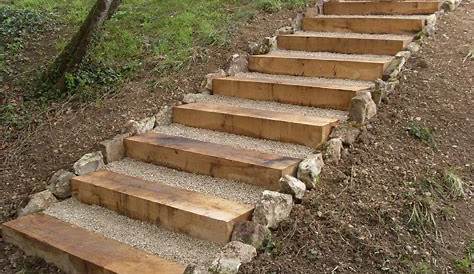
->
[{"left": 2, "top": 1, "right": 442, "bottom": 273}]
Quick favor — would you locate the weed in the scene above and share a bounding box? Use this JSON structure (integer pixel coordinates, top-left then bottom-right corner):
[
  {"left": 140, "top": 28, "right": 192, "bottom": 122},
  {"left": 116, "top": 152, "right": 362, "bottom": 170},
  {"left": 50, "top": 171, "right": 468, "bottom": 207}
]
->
[
  {"left": 454, "top": 240, "right": 474, "bottom": 273},
  {"left": 411, "top": 261, "right": 434, "bottom": 274},
  {"left": 408, "top": 122, "right": 437, "bottom": 149},
  {"left": 443, "top": 171, "right": 465, "bottom": 198},
  {"left": 408, "top": 195, "right": 438, "bottom": 235}
]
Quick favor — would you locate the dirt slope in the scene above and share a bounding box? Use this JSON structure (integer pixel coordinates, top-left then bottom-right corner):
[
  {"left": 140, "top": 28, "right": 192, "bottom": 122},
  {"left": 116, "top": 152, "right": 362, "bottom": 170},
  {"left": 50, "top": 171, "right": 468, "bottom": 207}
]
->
[{"left": 241, "top": 2, "right": 473, "bottom": 273}]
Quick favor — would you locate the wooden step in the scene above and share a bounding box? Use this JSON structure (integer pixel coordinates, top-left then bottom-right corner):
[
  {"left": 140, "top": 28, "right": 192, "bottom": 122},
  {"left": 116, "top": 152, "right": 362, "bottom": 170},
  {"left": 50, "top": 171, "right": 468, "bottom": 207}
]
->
[
  {"left": 2, "top": 214, "right": 186, "bottom": 274},
  {"left": 173, "top": 102, "right": 339, "bottom": 148},
  {"left": 212, "top": 74, "right": 372, "bottom": 110},
  {"left": 124, "top": 132, "right": 301, "bottom": 189},
  {"left": 303, "top": 15, "right": 426, "bottom": 34},
  {"left": 248, "top": 51, "right": 393, "bottom": 81},
  {"left": 323, "top": 1, "right": 440, "bottom": 15},
  {"left": 72, "top": 170, "right": 253, "bottom": 243},
  {"left": 277, "top": 32, "right": 413, "bottom": 55}
]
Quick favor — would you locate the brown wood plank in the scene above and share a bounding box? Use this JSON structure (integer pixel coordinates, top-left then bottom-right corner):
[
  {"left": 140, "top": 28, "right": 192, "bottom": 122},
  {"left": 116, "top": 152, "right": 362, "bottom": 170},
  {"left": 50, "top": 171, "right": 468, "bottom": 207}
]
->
[
  {"left": 72, "top": 170, "right": 253, "bottom": 243},
  {"left": 277, "top": 34, "right": 412, "bottom": 55},
  {"left": 2, "top": 214, "right": 186, "bottom": 274},
  {"left": 124, "top": 132, "right": 301, "bottom": 189},
  {"left": 212, "top": 76, "right": 366, "bottom": 110},
  {"left": 248, "top": 54, "right": 392, "bottom": 81},
  {"left": 172, "top": 103, "right": 339, "bottom": 148},
  {"left": 302, "top": 16, "right": 426, "bottom": 34},
  {"left": 323, "top": 1, "right": 440, "bottom": 15}
]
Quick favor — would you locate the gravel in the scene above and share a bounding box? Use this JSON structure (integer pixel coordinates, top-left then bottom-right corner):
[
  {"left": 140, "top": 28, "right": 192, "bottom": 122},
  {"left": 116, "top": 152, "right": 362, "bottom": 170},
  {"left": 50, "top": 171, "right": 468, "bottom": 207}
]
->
[
  {"left": 265, "top": 49, "right": 394, "bottom": 62},
  {"left": 311, "top": 15, "right": 429, "bottom": 19},
  {"left": 231, "top": 72, "right": 374, "bottom": 90},
  {"left": 154, "top": 124, "right": 314, "bottom": 159},
  {"left": 190, "top": 94, "right": 348, "bottom": 121},
  {"left": 44, "top": 199, "right": 222, "bottom": 267},
  {"left": 106, "top": 158, "right": 265, "bottom": 205},
  {"left": 291, "top": 31, "right": 414, "bottom": 40}
]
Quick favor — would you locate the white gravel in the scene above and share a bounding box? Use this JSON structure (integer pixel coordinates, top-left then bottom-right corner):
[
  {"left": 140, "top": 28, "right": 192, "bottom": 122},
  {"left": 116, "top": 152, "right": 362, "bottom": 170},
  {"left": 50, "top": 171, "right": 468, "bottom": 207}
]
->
[
  {"left": 45, "top": 199, "right": 222, "bottom": 267},
  {"left": 290, "top": 31, "right": 413, "bottom": 40},
  {"left": 265, "top": 49, "right": 394, "bottom": 62},
  {"left": 106, "top": 158, "right": 265, "bottom": 205},
  {"left": 154, "top": 124, "right": 314, "bottom": 159},
  {"left": 231, "top": 72, "right": 373, "bottom": 90},
  {"left": 190, "top": 94, "right": 348, "bottom": 122}
]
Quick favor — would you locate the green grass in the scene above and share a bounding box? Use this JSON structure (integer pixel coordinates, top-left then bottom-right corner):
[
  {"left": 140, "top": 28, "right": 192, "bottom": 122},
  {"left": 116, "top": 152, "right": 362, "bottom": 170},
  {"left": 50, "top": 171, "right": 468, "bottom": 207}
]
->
[
  {"left": 454, "top": 240, "right": 474, "bottom": 273},
  {"left": 408, "top": 122, "right": 437, "bottom": 149}
]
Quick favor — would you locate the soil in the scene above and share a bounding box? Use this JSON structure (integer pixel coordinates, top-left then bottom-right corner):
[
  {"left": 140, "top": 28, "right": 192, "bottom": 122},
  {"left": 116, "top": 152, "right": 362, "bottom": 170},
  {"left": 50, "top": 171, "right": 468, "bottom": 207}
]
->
[
  {"left": 241, "top": 2, "right": 474, "bottom": 274},
  {"left": 0, "top": 6, "right": 304, "bottom": 274}
]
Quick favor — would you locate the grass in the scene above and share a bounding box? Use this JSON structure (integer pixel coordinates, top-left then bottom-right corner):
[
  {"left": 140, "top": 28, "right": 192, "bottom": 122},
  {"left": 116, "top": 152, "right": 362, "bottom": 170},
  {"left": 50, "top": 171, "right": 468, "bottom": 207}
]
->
[
  {"left": 454, "top": 240, "right": 474, "bottom": 273},
  {"left": 408, "top": 121, "right": 437, "bottom": 149},
  {"left": 443, "top": 171, "right": 466, "bottom": 198}
]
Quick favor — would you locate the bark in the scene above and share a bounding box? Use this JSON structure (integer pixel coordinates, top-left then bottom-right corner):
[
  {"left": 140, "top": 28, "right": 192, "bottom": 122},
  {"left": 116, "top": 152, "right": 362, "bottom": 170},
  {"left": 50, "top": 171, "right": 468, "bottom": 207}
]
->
[{"left": 48, "top": 0, "right": 121, "bottom": 90}]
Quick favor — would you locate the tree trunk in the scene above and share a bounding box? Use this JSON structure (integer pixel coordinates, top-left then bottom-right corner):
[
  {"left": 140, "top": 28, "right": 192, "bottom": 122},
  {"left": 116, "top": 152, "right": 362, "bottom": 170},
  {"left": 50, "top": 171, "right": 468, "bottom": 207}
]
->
[{"left": 48, "top": 0, "right": 121, "bottom": 91}]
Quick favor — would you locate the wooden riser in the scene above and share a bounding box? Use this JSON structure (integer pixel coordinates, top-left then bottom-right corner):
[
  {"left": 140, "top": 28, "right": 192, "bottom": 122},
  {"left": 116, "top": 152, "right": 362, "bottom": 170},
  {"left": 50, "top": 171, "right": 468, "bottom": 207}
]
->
[
  {"left": 2, "top": 214, "right": 186, "bottom": 274},
  {"left": 124, "top": 133, "right": 301, "bottom": 189},
  {"left": 323, "top": 1, "right": 440, "bottom": 15},
  {"left": 277, "top": 34, "right": 412, "bottom": 55},
  {"left": 212, "top": 77, "right": 364, "bottom": 110},
  {"left": 173, "top": 103, "right": 339, "bottom": 148},
  {"left": 72, "top": 171, "right": 253, "bottom": 244},
  {"left": 249, "top": 55, "right": 392, "bottom": 81},
  {"left": 302, "top": 16, "right": 426, "bottom": 34}
]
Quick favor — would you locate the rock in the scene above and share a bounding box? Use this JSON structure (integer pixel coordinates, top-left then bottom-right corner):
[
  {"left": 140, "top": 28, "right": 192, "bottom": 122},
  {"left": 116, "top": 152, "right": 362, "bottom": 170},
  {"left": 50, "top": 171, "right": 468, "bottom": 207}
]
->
[
  {"left": 384, "top": 52, "right": 409, "bottom": 81},
  {"left": 184, "top": 264, "right": 210, "bottom": 274},
  {"left": 183, "top": 93, "right": 207, "bottom": 104},
  {"left": 126, "top": 116, "right": 156, "bottom": 135},
  {"left": 441, "top": 0, "right": 459, "bottom": 11},
  {"left": 297, "top": 153, "right": 324, "bottom": 190},
  {"left": 46, "top": 169, "right": 74, "bottom": 199},
  {"left": 209, "top": 241, "right": 257, "bottom": 274},
  {"left": 371, "top": 79, "right": 396, "bottom": 105},
  {"left": 407, "top": 42, "right": 421, "bottom": 54},
  {"left": 292, "top": 12, "right": 304, "bottom": 31},
  {"left": 330, "top": 125, "right": 361, "bottom": 146},
  {"left": 324, "top": 138, "right": 343, "bottom": 164},
  {"left": 99, "top": 133, "right": 131, "bottom": 164},
  {"left": 252, "top": 191, "right": 293, "bottom": 229},
  {"left": 349, "top": 91, "right": 377, "bottom": 124},
  {"left": 231, "top": 221, "right": 271, "bottom": 250},
  {"left": 424, "top": 14, "right": 437, "bottom": 36},
  {"left": 18, "top": 190, "right": 58, "bottom": 217},
  {"left": 73, "top": 151, "right": 105, "bottom": 176},
  {"left": 227, "top": 54, "right": 248, "bottom": 76},
  {"left": 247, "top": 38, "right": 271, "bottom": 55},
  {"left": 279, "top": 175, "right": 306, "bottom": 202},
  {"left": 265, "top": 36, "right": 277, "bottom": 51},
  {"left": 205, "top": 69, "right": 227, "bottom": 90},
  {"left": 277, "top": 26, "right": 294, "bottom": 35},
  {"left": 155, "top": 106, "right": 173, "bottom": 127}
]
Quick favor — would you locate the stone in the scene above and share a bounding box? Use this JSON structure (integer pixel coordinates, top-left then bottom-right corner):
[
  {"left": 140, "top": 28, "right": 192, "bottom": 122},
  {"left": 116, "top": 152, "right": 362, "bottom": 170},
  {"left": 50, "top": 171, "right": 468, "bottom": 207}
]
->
[
  {"left": 441, "top": 0, "right": 459, "bottom": 12},
  {"left": 99, "top": 133, "right": 131, "bottom": 164},
  {"left": 183, "top": 93, "right": 207, "bottom": 104},
  {"left": 292, "top": 12, "right": 304, "bottom": 31},
  {"left": 73, "top": 151, "right": 105, "bottom": 176},
  {"left": 252, "top": 191, "right": 293, "bottom": 229},
  {"left": 297, "top": 153, "right": 324, "bottom": 190},
  {"left": 279, "top": 175, "right": 306, "bottom": 202},
  {"left": 205, "top": 69, "right": 226, "bottom": 90},
  {"left": 384, "top": 52, "right": 409, "bottom": 81},
  {"left": 330, "top": 125, "right": 361, "bottom": 146},
  {"left": 231, "top": 221, "right": 271, "bottom": 250},
  {"left": 126, "top": 116, "right": 156, "bottom": 135},
  {"left": 247, "top": 39, "right": 271, "bottom": 55},
  {"left": 407, "top": 42, "right": 421, "bottom": 54},
  {"left": 46, "top": 169, "right": 74, "bottom": 199},
  {"left": 209, "top": 241, "right": 257, "bottom": 274},
  {"left": 424, "top": 14, "right": 437, "bottom": 36},
  {"left": 155, "top": 106, "right": 173, "bottom": 127},
  {"left": 227, "top": 54, "right": 248, "bottom": 76},
  {"left": 18, "top": 190, "right": 58, "bottom": 217},
  {"left": 265, "top": 36, "right": 277, "bottom": 51},
  {"left": 277, "top": 26, "right": 294, "bottom": 35},
  {"left": 324, "top": 138, "right": 343, "bottom": 164},
  {"left": 184, "top": 264, "right": 210, "bottom": 274},
  {"left": 371, "top": 79, "right": 396, "bottom": 105},
  {"left": 349, "top": 91, "right": 377, "bottom": 124}
]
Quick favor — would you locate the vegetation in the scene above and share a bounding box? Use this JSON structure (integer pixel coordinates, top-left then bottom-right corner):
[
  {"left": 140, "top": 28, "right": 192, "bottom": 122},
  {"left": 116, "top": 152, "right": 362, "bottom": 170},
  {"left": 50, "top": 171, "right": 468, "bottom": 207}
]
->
[
  {"left": 0, "top": 0, "right": 309, "bottom": 139},
  {"left": 454, "top": 240, "right": 474, "bottom": 273},
  {"left": 408, "top": 121, "right": 437, "bottom": 149}
]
